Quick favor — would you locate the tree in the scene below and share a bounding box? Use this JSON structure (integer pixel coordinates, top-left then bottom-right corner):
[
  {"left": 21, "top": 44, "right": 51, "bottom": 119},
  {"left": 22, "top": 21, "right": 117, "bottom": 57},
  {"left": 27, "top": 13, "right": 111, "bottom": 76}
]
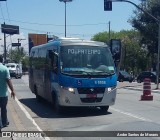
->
[
  {"left": 129, "top": 0, "right": 160, "bottom": 55},
  {"left": 8, "top": 47, "right": 26, "bottom": 63},
  {"left": 91, "top": 30, "right": 148, "bottom": 75},
  {"left": 7, "top": 47, "right": 29, "bottom": 71}
]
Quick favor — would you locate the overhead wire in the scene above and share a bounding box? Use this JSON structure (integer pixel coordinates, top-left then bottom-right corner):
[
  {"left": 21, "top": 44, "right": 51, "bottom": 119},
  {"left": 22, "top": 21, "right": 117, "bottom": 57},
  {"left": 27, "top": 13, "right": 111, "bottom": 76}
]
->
[
  {"left": 0, "top": 17, "right": 108, "bottom": 27},
  {"left": 0, "top": 17, "right": 108, "bottom": 37}
]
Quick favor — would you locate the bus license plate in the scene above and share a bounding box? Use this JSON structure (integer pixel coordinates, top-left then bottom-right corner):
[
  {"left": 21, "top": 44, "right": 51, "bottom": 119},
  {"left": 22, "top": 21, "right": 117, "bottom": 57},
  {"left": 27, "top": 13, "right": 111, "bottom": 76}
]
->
[{"left": 86, "top": 94, "right": 97, "bottom": 98}]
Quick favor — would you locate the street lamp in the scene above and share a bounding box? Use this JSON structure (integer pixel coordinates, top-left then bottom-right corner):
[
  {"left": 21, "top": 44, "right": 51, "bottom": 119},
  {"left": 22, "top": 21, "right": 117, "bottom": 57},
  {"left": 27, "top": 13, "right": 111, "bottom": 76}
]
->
[{"left": 59, "top": 0, "right": 73, "bottom": 37}]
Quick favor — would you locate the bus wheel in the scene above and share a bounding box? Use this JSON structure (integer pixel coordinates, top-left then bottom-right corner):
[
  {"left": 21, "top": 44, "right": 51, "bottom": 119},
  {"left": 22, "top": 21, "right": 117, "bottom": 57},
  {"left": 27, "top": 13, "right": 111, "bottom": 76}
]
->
[
  {"left": 52, "top": 94, "right": 63, "bottom": 114},
  {"left": 100, "top": 106, "right": 109, "bottom": 113},
  {"left": 34, "top": 86, "right": 41, "bottom": 102}
]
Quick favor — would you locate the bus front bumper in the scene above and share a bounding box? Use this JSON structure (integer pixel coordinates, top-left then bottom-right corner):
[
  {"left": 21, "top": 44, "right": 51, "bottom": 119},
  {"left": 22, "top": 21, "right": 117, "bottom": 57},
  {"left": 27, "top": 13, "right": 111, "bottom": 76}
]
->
[{"left": 58, "top": 87, "right": 117, "bottom": 107}]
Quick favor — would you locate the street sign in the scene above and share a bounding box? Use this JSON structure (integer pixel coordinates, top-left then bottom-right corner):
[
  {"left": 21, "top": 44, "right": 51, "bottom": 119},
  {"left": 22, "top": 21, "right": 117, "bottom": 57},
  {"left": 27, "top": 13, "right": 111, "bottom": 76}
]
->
[
  {"left": 104, "top": 0, "right": 112, "bottom": 11},
  {"left": 1, "top": 24, "right": 19, "bottom": 34},
  {"left": 12, "top": 43, "right": 21, "bottom": 47}
]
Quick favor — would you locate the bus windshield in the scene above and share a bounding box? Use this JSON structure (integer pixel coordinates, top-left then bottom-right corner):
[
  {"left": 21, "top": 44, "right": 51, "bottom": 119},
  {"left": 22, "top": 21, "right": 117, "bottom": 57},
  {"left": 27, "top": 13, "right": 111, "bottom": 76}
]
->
[{"left": 60, "top": 45, "right": 115, "bottom": 76}]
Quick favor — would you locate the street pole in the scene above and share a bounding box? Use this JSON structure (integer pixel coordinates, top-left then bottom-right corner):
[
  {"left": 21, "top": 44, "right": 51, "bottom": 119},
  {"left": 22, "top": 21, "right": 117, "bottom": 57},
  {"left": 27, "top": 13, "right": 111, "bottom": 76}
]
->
[
  {"left": 18, "top": 39, "right": 20, "bottom": 52},
  {"left": 65, "top": 1, "right": 66, "bottom": 37},
  {"left": 59, "top": 0, "right": 72, "bottom": 37},
  {"left": 109, "top": 21, "right": 111, "bottom": 40},
  {"left": 3, "top": 22, "right": 7, "bottom": 63},
  {"left": 4, "top": 32, "right": 6, "bottom": 63},
  {"left": 156, "top": 22, "right": 160, "bottom": 89}
]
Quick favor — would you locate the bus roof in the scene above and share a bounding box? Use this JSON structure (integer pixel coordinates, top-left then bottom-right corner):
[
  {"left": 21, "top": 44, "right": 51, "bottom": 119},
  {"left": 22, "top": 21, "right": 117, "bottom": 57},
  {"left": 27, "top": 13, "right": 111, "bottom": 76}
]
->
[
  {"left": 49, "top": 37, "right": 107, "bottom": 46},
  {"left": 31, "top": 37, "right": 108, "bottom": 51}
]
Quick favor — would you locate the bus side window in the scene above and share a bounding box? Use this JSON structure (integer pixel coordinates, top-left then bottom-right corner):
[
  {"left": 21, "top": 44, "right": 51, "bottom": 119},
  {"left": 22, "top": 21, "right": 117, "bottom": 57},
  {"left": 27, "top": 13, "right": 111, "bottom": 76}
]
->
[
  {"left": 53, "top": 55, "right": 58, "bottom": 73},
  {"left": 48, "top": 50, "right": 58, "bottom": 73}
]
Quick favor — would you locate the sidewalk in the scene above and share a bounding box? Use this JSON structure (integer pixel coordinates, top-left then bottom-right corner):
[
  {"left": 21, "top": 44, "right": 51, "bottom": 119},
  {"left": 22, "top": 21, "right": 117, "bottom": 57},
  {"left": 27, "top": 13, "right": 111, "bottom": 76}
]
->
[
  {"left": 122, "top": 82, "right": 160, "bottom": 94},
  {"left": 0, "top": 94, "right": 45, "bottom": 140}
]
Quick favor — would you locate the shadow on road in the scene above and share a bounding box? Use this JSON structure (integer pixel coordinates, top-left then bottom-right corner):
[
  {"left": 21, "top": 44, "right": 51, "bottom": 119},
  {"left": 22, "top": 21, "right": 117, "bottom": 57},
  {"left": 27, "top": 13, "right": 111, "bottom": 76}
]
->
[{"left": 19, "top": 98, "right": 112, "bottom": 119}]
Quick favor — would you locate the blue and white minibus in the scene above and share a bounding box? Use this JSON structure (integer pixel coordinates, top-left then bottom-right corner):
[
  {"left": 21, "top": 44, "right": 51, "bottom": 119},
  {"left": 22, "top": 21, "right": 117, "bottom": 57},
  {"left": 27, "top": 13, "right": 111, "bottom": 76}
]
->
[{"left": 29, "top": 38, "right": 121, "bottom": 113}]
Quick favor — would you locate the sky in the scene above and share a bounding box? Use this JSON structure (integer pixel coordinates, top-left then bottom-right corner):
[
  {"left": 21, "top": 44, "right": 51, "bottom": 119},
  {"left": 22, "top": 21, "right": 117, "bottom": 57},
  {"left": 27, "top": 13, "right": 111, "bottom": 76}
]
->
[{"left": 0, "top": 0, "right": 142, "bottom": 54}]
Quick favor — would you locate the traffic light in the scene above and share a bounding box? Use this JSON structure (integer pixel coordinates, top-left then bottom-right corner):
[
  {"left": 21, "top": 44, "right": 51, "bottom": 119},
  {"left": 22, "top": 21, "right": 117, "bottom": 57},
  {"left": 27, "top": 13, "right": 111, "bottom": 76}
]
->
[{"left": 104, "top": 0, "right": 112, "bottom": 11}]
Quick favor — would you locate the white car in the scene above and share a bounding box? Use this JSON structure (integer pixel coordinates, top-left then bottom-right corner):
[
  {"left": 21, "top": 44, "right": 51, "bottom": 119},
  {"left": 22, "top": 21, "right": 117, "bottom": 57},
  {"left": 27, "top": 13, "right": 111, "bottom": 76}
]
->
[{"left": 5, "top": 63, "right": 23, "bottom": 79}]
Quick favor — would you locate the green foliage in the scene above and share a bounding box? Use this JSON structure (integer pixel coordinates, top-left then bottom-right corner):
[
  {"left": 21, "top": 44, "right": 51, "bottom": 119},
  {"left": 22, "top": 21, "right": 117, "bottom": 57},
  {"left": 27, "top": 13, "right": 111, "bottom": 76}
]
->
[
  {"left": 91, "top": 30, "right": 150, "bottom": 75},
  {"left": 130, "top": 0, "right": 160, "bottom": 54},
  {"left": 8, "top": 47, "right": 29, "bottom": 71}
]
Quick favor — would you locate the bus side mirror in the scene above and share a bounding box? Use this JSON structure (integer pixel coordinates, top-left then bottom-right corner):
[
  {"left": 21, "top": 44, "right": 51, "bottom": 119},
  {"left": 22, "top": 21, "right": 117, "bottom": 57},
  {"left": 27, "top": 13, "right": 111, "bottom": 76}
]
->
[
  {"left": 110, "top": 39, "right": 121, "bottom": 62},
  {"left": 48, "top": 50, "right": 58, "bottom": 60}
]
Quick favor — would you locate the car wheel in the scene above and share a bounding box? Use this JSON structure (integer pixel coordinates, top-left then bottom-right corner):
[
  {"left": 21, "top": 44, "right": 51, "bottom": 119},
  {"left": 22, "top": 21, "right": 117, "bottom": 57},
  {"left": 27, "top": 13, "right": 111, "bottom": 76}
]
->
[{"left": 137, "top": 79, "right": 141, "bottom": 83}]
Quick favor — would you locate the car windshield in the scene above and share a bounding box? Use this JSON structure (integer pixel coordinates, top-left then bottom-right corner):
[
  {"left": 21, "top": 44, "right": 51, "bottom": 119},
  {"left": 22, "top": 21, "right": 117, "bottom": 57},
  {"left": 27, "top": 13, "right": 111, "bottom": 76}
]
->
[
  {"left": 6, "top": 65, "right": 15, "bottom": 68},
  {"left": 60, "top": 45, "right": 115, "bottom": 76},
  {"left": 120, "top": 71, "right": 130, "bottom": 76},
  {"left": 152, "top": 72, "right": 156, "bottom": 75}
]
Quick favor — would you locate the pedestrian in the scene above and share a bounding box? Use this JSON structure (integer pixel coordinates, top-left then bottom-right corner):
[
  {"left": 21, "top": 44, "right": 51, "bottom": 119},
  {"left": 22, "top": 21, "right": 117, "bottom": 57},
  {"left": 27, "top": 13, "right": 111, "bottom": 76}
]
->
[{"left": 0, "top": 55, "right": 15, "bottom": 131}]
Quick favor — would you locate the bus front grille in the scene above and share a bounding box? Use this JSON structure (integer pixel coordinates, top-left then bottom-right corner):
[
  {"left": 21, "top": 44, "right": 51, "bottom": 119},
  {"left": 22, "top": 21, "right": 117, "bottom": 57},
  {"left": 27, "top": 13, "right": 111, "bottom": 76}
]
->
[
  {"left": 77, "top": 88, "right": 105, "bottom": 94},
  {"left": 80, "top": 97, "right": 102, "bottom": 103}
]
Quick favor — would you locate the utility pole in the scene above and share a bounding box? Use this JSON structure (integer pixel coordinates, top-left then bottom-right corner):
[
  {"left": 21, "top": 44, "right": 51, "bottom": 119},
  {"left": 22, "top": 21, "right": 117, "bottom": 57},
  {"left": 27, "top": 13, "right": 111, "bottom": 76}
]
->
[
  {"left": 109, "top": 21, "right": 111, "bottom": 40},
  {"left": 157, "top": 22, "right": 160, "bottom": 89},
  {"left": 3, "top": 22, "right": 7, "bottom": 63},
  {"left": 59, "top": 0, "right": 73, "bottom": 37},
  {"left": 17, "top": 38, "right": 26, "bottom": 52}
]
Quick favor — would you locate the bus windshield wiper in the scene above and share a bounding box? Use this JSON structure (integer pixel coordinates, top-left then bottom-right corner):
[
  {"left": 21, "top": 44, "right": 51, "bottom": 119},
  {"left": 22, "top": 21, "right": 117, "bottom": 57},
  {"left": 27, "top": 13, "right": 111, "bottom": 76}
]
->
[{"left": 94, "top": 71, "right": 115, "bottom": 76}]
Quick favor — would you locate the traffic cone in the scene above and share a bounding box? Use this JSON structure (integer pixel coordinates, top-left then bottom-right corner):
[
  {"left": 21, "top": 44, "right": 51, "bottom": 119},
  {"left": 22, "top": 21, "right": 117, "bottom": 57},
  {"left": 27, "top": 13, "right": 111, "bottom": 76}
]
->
[{"left": 141, "top": 78, "right": 153, "bottom": 100}]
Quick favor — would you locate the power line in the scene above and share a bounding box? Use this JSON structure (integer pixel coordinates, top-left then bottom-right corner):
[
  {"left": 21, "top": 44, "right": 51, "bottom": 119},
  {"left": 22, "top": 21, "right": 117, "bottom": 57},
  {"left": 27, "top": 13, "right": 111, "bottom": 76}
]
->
[{"left": 0, "top": 17, "right": 108, "bottom": 27}]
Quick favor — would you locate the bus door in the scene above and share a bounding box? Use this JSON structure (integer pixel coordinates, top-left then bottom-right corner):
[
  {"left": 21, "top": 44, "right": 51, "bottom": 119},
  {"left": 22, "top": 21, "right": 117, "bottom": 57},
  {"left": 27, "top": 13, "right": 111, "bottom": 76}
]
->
[{"left": 44, "top": 50, "right": 58, "bottom": 102}]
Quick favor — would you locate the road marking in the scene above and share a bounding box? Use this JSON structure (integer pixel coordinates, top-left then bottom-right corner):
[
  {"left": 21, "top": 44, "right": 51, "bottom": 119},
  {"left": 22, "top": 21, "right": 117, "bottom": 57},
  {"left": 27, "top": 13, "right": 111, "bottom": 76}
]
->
[
  {"left": 8, "top": 89, "right": 50, "bottom": 140},
  {"left": 8, "top": 99, "right": 26, "bottom": 131},
  {"left": 110, "top": 107, "right": 152, "bottom": 122}
]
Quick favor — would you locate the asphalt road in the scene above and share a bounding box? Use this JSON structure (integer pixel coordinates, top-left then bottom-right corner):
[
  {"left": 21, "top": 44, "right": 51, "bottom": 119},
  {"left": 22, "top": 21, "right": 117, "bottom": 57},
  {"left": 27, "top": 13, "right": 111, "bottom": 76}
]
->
[{"left": 5, "top": 75, "right": 160, "bottom": 140}]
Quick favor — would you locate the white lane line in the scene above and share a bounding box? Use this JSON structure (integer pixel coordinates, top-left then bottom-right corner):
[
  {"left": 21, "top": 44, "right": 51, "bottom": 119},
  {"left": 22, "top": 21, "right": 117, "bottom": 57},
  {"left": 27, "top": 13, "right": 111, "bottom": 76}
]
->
[
  {"left": 8, "top": 89, "right": 50, "bottom": 140},
  {"left": 110, "top": 107, "right": 152, "bottom": 122}
]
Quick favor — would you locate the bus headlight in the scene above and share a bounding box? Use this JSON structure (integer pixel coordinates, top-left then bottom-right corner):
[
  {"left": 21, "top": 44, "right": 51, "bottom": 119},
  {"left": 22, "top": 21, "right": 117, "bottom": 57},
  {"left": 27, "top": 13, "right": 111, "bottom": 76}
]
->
[
  {"left": 68, "top": 88, "right": 74, "bottom": 93},
  {"left": 107, "top": 86, "right": 116, "bottom": 93},
  {"left": 61, "top": 86, "right": 75, "bottom": 94}
]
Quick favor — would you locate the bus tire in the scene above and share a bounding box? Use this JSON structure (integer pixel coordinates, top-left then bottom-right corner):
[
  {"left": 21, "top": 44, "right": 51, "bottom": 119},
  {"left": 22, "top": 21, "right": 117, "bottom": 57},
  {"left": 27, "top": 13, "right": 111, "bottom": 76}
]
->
[
  {"left": 52, "top": 93, "right": 63, "bottom": 114},
  {"left": 100, "top": 106, "right": 109, "bottom": 113},
  {"left": 34, "top": 86, "right": 42, "bottom": 102}
]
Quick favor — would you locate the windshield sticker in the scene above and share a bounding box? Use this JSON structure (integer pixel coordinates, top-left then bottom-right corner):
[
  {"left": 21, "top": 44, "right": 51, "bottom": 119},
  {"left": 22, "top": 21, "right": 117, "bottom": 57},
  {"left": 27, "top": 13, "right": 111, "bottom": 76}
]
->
[
  {"left": 108, "top": 66, "right": 114, "bottom": 71},
  {"left": 68, "top": 49, "right": 101, "bottom": 55},
  {"left": 63, "top": 68, "right": 83, "bottom": 71}
]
